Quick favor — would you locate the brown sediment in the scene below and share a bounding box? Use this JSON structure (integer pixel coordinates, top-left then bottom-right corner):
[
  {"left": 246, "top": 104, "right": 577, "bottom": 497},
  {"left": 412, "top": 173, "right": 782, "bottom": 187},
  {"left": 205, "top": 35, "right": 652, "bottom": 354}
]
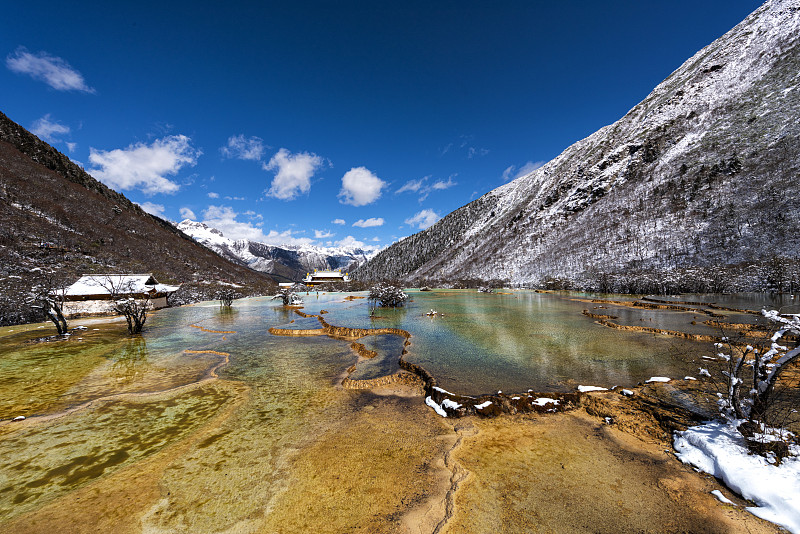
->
[
  {"left": 342, "top": 371, "right": 424, "bottom": 390},
  {"left": 429, "top": 421, "right": 476, "bottom": 534},
  {"left": 642, "top": 296, "right": 716, "bottom": 306},
  {"left": 443, "top": 406, "right": 780, "bottom": 534},
  {"left": 349, "top": 341, "right": 377, "bottom": 359},
  {"left": 706, "top": 303, "right": 762, "bottom": 314},
  {"left": 592, "top": 317, "right": 791, "bottom": 346},
  {"left": 183, "top": 349, "right": 229, "bottom": 356},
  {"left": 581, "top": 309, "right": 619, "bottom": 320},
  {"left": 188, "top": 324, "right": 237, "bottom": 334},
  {"left": 343, "top": 295, "right": 365, "bottom": 300},
  {"left": 703, "top": 319, "right": 774, "bottom": 338},
  {"left": 643, "top": 297, "right": 761, "bottom": 315},
  {"left": 704, "top": 319, "right": 762, "bottom": 331},
  {"left": 256, "top": 394, "right": 455, "bottom": 534},
  {"left": 632, "top": 300, "right": 726, "bottom": 317},
  {"left": 268, "top": 327, "right": 326, "bottom": 336},
  {"left": 587, "top": 298, "right": 726, "bottom": 318},
  {"left": 593, "top": 317, "right": 720, "bottom": 342}
]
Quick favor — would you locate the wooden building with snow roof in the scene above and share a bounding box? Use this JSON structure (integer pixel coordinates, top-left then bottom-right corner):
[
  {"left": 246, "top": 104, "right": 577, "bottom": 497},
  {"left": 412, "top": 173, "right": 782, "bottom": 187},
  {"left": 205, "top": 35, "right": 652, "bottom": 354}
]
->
[
  {"left": 57, "top": 274, "right": 180, "bottom": 317},
  {"left": 302, "top": 269, "right": 351, "bottom": 287}
]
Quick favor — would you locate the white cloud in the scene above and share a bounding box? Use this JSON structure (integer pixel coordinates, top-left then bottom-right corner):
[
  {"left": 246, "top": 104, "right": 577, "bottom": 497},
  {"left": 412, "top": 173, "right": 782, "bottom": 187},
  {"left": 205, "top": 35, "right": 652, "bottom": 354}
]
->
[
  {"left": 202, "top": 205, "right": 313, "bottom": 246},
  {"left": 502, "top": 160, "right": 545, "bottom": 182},
  {"left": 405, "top": 209, "right": 441, "bottom": 230},
  {"left": 179, "top": 207, "right": 197, "bottom": 220},
  {"left": 395, "top": 178, "right": 426, "bottom": 194},
  {"left": 352, "top": 217, "right": 384, "bottom": 228},
  {"left": 431, "top": 176, "right": 457, "bottom": 190},
  {"left": 88, "top": 135, "right": 201, "bottom": 195},
  {"left": 220, "top": 134, "right": 266, "bottom": 161},
  {"left": 138, "top": 201, "right": 165, "bottom": 217},
  {"left": 334, "top": 235, "right": 382, "bottom": 252},
  {"left": 395, "top": 175, "right": 456, "bottom": 200},
  {"left": 339, "top": 167, "right": 386, "bottom": 206},
  {"left": 208, "top": 192, "right": 219, "bottom": 198},
  {"left": 243, "top": 210, "right": 263, "bottom": 221},
  {"left": 314, "top": 229, "right": 334, "bottom": 239},
  {"left": 6, "top": 47, "right": 94, "bottom": 93},
  {"left": 334, "top": 235, "right": 380, "bottom": 252},
  {"left": 30, "top": 114, "right": 70, "bottom": 143},
  {"left": 65, "top": 142, "right": 77, "bottom": 153},
  {"left": 332, "top": 218, "right": 346, "bottom": 225},
  {"left": 263, "top": 148, "right": 322, "bottom": 200}
]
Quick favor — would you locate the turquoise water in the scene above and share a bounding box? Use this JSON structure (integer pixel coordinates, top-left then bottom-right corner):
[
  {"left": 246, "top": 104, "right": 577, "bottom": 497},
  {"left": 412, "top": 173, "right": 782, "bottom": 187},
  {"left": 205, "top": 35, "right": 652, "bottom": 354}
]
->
[
  {"left": 300, "top": 290, "right": 707, "bottom": 394},
  {"left": 3, "top": 290, "right": 771, "bottom": 411}
]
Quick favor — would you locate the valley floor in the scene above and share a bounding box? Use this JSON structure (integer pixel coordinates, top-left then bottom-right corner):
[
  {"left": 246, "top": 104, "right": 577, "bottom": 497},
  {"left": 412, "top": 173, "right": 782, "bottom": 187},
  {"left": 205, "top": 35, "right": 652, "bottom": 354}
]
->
[{"left": 0, "top": 380, "right": 782, "bottom": 533}]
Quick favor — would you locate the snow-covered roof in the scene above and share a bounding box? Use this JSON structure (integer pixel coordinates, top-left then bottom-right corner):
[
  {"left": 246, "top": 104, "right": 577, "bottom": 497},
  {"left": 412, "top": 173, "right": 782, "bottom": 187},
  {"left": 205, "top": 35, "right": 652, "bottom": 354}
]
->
[
  {"left": 62, "top": 274, "right": 180, "bottom": 297},
  {"left": 302, "top": 269, "right": 351, "bottom": 283}
]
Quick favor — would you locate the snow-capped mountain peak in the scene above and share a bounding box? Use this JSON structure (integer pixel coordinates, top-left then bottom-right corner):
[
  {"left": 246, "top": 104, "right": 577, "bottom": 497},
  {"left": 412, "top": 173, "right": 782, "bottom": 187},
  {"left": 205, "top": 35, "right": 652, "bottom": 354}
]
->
[{"left": 176, "top": 219, "right": 379, "bottom": 282}]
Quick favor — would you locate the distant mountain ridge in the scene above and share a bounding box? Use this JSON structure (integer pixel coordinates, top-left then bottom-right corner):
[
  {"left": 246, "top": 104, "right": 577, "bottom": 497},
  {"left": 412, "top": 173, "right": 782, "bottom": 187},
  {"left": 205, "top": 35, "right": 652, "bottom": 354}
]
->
[
  {"left": 357, "top": 0, "right": 800, "bottom": 292},
  {"left": 176, "top": 219, "right": 379, "bottom": 282}
]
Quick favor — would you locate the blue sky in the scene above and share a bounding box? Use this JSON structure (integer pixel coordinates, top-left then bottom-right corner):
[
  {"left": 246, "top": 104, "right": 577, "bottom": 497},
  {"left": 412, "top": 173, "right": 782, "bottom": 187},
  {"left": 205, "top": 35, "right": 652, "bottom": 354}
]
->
[{"left": 2, "top": 1, "right": 760, "bottom": 251}]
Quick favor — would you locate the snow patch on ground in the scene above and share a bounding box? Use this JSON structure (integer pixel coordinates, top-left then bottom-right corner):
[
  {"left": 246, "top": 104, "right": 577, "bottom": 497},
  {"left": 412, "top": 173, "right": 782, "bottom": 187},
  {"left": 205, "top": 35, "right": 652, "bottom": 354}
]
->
[
  {"left": 425, "top": 396, "right": 447, "bottom": 418},
  {"left": 711, "top": 490, "right": 735, "bottom": 505},
  {"left": 441, "top": 399, "right": 462, "bottom": 410},
  {"left": 578, "top": 385, "right": 608, "bottom": 392},
  {"left": 475, "top": 401, "right": 492, "bottom": 410},
  {"left": 532, "top": 397, "right": 560, "bottom": 406},
  {"left": 674, "top": 421, "right": 800, "bottom": 533},
  {"left": 646, "top": 376, "right": 671, "bottom": 383}
]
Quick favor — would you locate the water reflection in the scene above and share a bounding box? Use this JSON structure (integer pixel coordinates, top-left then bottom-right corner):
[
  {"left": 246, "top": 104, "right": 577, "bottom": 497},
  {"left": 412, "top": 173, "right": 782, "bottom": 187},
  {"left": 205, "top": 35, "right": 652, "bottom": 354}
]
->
[
  {"left": 216, "top": 305, "right": 238, "bottom": 326},
  {"left": 111, "top": 337, "right": 149, "bottom": 384}
]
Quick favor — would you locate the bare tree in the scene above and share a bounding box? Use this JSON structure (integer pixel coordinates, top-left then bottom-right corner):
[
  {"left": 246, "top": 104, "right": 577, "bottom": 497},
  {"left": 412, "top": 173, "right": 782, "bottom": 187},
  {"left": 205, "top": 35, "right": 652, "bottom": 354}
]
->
[
  {"left": 272, "top": 288, "right": 303, "bottom": 306},
  {"left": 29, "top": 274, "right": 69, "bottom": 335},
  {"left": 368, "top": 283, "right": 408, "bottom": 308},
  {"left": 708, "top": 309, "right": 800, "bottom": 455},
  {"left": 217, "top": 289, "right": 238, "bottom": 308},
  {"left": 99, "top": 275, "right": 151, "bottom": 335}
]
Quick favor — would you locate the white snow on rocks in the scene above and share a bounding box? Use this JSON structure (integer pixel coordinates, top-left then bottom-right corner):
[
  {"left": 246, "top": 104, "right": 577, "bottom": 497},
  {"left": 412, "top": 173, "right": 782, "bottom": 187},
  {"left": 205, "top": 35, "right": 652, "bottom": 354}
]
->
[
  {"left": 425, "top": 396, "right": 447, "bottom": 418},
  {"left": 578, "top": 385, "right": 608, "bottom": 393},
  {"left": 645, "top": 376, "right": 671, "bottom": 383},
  {"left": 441, "top": 399, "right": 462, "bottom": 410}
]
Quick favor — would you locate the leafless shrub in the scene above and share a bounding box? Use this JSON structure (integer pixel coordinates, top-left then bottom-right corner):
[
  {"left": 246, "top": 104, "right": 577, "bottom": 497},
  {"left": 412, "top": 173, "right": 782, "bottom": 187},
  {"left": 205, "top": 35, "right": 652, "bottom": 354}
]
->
[{"left": 702, "top": 310, "right": 800, "bottom": 458}]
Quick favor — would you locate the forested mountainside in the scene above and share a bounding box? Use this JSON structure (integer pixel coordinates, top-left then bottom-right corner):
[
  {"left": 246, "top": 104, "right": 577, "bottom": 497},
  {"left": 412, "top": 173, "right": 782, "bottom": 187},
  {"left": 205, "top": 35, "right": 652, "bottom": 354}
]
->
[
  {"left": 177, "top": 219, "right": 377, "bottom": 283},
  {"left": 357, "top": 0, "right": 800, "bottom": 293},
  {"left": 0, "top": 111, "right": 275, "bottom": 326}
]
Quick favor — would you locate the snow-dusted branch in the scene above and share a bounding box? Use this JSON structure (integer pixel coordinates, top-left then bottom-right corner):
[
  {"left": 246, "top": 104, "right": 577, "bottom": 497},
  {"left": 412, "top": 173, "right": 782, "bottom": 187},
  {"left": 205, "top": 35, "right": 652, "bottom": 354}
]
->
[{"left": 368, "top": 284, "right": 408, "bottom": 308}]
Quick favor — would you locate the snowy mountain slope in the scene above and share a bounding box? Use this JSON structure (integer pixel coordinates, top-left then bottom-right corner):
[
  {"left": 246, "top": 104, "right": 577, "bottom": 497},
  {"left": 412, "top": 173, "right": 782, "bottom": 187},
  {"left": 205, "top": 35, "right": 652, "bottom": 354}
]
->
[
  {"left": 177, "top": 219, "right": 378, "bottom": 282},
  {"left": 357, "top": 0, "right": 800, "bottom": 291}
]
